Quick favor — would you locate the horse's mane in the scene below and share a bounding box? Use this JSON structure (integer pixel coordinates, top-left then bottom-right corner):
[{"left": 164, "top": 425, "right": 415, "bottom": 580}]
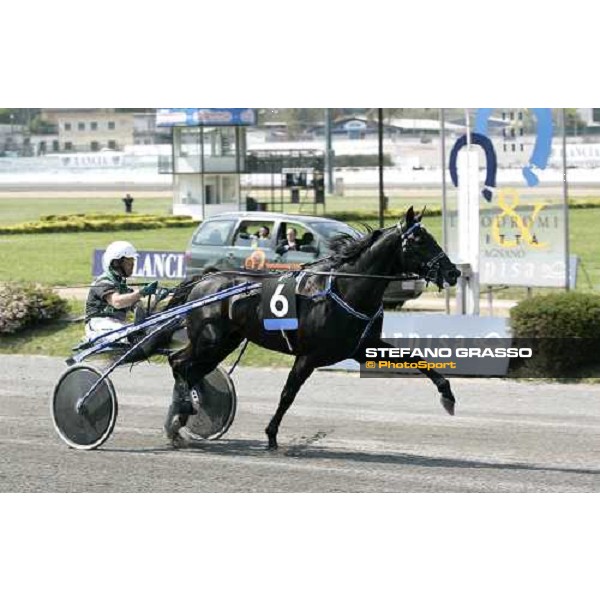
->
[{"left": 326, "top": 225, "right": 390, "bottom": 267}]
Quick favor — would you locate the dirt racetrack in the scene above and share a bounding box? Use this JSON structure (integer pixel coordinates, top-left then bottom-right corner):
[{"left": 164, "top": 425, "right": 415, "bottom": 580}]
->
[{"left": 1, "top": 356, "right": 599, "bottom": 492}]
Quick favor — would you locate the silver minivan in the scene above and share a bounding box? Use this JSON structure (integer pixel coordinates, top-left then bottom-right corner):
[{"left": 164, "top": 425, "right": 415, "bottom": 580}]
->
[{"left": 184, "top": 212, "right": 424, "bottom": 308}]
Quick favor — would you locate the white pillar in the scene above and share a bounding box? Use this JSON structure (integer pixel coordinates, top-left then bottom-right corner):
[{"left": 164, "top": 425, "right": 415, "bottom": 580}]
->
[{"left": 457, "top": 149, "right": 480, "bottom": 315}]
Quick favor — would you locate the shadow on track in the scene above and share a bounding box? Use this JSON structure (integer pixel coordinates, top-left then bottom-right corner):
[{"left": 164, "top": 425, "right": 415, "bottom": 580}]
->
[{"left": 100, "top": 437, "right": 600, "bottom": 478}]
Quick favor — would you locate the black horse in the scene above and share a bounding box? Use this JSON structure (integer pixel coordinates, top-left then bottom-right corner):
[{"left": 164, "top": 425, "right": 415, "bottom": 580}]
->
[{"left": 164, "top": 207, "right": 461, "bottom": 449}]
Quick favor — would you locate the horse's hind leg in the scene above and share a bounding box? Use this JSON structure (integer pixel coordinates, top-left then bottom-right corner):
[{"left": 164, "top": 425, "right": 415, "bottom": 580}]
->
[
  {"left": 164, "top": 344, "right": 198, "bottom": 442},
  {"left": 165, "top": 324, "right": 243, "bottom": 442},
  {"left": 265, "top": 355, "right": 314, "bottom": 450}
]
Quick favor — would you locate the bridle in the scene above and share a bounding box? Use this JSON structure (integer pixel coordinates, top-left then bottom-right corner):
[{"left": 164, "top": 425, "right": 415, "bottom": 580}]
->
[
  {"left": 398, "top": 221, "right": 447, "bottom": 286},
  {"left": 423, "top": 251, "right": 447, "bottom": 286}
]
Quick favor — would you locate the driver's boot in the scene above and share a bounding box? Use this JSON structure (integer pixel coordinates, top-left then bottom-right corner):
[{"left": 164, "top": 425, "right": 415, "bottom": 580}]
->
[{"left": 164, "top": 380, "right": 196, "bottom": 443}]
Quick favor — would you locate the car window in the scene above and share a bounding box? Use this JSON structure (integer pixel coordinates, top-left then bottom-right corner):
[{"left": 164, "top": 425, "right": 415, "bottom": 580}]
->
[
  {"left": 192, "top": 220, "right": 235, "bottom": 246},
  {"left": 233, "top": 220, "right": 275, "bottom": 248},
  {"left": 276, "top": 222, "right": 318, "bottom": 252},
  {"left": 276, "top": 222, "right": 302, "bottom": 244}
]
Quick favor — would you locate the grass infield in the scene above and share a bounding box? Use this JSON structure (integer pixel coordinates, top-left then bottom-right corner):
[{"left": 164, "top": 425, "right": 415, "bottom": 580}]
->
[{"left": 2, "top": 194, "right": 600, "bottom": 366}]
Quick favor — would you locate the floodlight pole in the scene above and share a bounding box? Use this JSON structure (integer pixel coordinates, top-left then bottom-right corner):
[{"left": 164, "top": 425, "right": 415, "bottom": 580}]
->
[
  {"left": 562, "top": 108, "right": 570, "bottom": 291},
  {"left": 378, "top": 108, "right": 385, "bottom": 229},
  {"left": 440, "top": 108, "right": 450, "bottom": 314},
  {"left": 325, "top": 108, "right": 334, "bottom": 194}
]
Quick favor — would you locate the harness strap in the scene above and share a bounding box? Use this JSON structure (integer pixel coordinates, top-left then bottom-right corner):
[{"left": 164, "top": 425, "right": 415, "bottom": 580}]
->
[
  {"left": 306, "top": 273, "right": 383, "bottom": 355},
  {"left": 329, "top": 288, "right": 375, "bottom": 321},
  {"left": 307, "top": 274, "right": 333, "bottom": 300}
]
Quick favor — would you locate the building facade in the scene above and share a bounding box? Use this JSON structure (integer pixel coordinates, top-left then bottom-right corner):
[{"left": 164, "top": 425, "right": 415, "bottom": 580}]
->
[{"left": 41, "top": 109, "right": 135, "bottom": 152}]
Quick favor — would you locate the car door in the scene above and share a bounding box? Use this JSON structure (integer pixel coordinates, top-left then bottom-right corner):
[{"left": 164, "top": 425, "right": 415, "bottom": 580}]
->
[{"left": 187, "top": 218, "right": 237, "bottom": 274}]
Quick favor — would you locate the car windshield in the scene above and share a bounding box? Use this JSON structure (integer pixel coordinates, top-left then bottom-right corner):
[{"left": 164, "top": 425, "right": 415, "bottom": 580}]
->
[
  {"left": 192, "top": 220, "right": 235, "bottom": 246},
  {"left": 308, "top": 221, "right": 359, "bottom": 242}
]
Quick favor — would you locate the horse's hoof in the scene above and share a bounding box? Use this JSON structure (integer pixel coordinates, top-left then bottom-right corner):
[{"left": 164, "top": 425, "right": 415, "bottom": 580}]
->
[
  {"left": 164, "top": 413, "right": 187, "bottom": 444},
  {"left": 440, "top": 395, "right": 455, "bottom": 416},
  {"left": 168, "top": 436, "right": 186, "bottom": 449}
]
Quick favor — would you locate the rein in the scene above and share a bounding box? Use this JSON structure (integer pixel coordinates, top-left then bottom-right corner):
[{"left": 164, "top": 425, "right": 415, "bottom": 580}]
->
[{"left": 302, "top": 270, "right": 420, "bottom": 281}]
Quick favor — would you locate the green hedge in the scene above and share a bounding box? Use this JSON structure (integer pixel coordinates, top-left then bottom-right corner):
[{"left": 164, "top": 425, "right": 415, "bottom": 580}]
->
[
  {"left": 335, "top": 154, "right": 393, "bottom": 168},
  {"left": 510, "top": 293, "right": 600, "bottom": 376},
  {"left": 0, "top": 282, "right": 68, "bottom": 334},
  {"left": 325, "top": 207, "right": 442, "bottom": 222},
  {"left": 0, "top": 213, "right": 196, "bottom": 235},
  {"left": 39, "top": 213, "right": 192, "bottom": 222}
]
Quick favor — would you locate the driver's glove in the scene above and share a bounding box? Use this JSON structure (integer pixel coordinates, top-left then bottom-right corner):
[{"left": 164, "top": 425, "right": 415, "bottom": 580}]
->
[{"left": 140, "top": 281, "right": 158, "bottom": 297}]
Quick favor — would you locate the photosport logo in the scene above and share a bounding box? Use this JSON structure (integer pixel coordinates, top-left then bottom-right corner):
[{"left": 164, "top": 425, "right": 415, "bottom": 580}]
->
[
  {"left": 360, "top": 339, "right": 536, "bottom": 378},
  {"left": 360, "top": 338, "right": 600, "bottom": 378}
]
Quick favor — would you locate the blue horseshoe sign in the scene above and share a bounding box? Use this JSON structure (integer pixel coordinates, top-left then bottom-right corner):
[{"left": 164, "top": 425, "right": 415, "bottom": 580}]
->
[{"left": 448, "top": 132, "right": 498, "bottom": 202}]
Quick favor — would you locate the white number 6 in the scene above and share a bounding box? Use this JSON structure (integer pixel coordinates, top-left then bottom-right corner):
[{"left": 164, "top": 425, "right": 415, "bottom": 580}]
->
[{"left": 270, "top": 284, "right": 289, "bottom": 318}]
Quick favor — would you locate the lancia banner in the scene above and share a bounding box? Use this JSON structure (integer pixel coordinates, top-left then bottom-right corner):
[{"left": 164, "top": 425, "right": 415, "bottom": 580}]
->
[{"left": 93, "top": 250, "right": 186, "bottom": 280}]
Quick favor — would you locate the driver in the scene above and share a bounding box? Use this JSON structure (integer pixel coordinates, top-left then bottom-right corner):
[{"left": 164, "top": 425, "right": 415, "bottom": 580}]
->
[{"left": 85, "top": 241, "right": 158, "bottom": 342}]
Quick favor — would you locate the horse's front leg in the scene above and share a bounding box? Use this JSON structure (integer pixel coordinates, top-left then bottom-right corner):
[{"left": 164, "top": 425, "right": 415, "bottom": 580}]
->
[
  {"left": 417, "top": 366, "right": 455, "bottom": 415},
  {"left": 354, "top": 338, "right": 456, "bottom": 416},
  {"left": 266, "top": 355, "right": 314, "bottom": 450}
]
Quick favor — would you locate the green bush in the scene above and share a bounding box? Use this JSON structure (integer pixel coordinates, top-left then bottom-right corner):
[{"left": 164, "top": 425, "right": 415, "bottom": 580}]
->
[
  {"left": 510, "top": 292, "right": 600, "bottom": 376},
  {"left": 0, "top": 283, "right": 68, "bottom": 334},
  {"left": 335, "top": 154, "right": 393, "bottom": 168},
  {"left": 0, "top": 213, "right": 195, "bottom": 235}
]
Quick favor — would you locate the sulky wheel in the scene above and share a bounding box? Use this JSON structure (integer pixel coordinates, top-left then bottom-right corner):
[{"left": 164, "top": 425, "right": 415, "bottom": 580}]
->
[
  {"left": 51, "top": 364, "right": 118, "bottom": 450},
  {"left": 183, "top": 366, "right": 237, "bottom": 442}
]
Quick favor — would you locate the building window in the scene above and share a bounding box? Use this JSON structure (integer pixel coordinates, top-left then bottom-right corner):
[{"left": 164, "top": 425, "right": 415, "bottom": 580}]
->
[
  {"left": 91, "top": 122, "right": 98, "bottom": 131},
  {"left": 78, "top": 122, "right": 85, "bottom": 131},
  {"left": 52, "top": 141, "right": 59, "bottom": 152},
  {"left": 593, "top": 108, "right": 600, "bottom": 123},
  {"left": 108, "top": 140, "right": 117, "bottom": 150},
  {"left": 108, "top": 121, "right": 115, "bottom": 130},
  {"left": 65, "top": 142, "right": 73, "bottom": 151},
  {"left": 64, "top": 123, "right": 72, "bottom": 131},
  {"left": 91, "top": 141, "right": 100, "bottom": 151}
]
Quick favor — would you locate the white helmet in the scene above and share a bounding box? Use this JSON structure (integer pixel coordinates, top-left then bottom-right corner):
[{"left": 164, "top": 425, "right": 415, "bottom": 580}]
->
[{"left": 102, "top": 241, "right": 138, "bottom": 271}]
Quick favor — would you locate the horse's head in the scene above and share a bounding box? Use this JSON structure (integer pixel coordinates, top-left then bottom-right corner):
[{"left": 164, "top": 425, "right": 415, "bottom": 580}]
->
[{"left": 397, "top": 207, "right": 461, "bottom": 290}]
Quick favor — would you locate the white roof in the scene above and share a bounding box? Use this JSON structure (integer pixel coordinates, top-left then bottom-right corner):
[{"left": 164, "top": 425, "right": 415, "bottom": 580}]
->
[{"left": 388, "top": 118, "right": 464, "bottom": 131}]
